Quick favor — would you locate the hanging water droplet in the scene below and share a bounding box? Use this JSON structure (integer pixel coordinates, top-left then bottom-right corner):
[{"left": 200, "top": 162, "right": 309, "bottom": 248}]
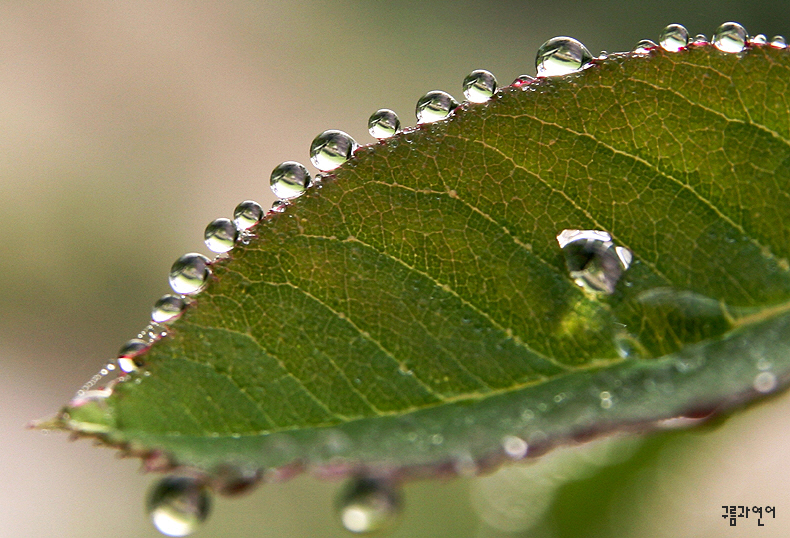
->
[
  {"left": 169, "top": 253, "right": 211, "bottom": 295},
  {"left": 659, "top": 23, "right": 689, "bottom": 52},
  {"left": 204, "top": 218, "right": 238, "bottom": 253},
  {"left": 367, "top": 109, "right": 401, "bottom": 139},
  {"left": 750, "top": 34, "right": 767, "bottom": 46},
  {"left": 535, "top": 36, "right": 592, "bottom": 77},
  {"left": 462, "top": 69, "right": 497, "bottom": 103},
  {"left": 753, "top": 371, "right": 777, "bottom": 394},
  {"left": 309, "top": 130, "right": 358, "bottom": 172},
  {"left": 713, "top": 22, "right": 748, "bottom": 53},
  {"left": 692, "top": 33, "right": 709, "bottom": 45},
  {"left": 337, "top": 477, "right": 402, "bottom": 534},
  {"left": 147, "top": 475, "right": 211, "bottom": 537},
  {"left": 770, "top": 35, "right": 787, "bottom": 48},
  {"left": 633, "top": 39, "right": 658, "bottom": 55},
  {"left": 270, "top": 199, "right": 288, "bottom": 213},
  {"left": 415, "top": 90, "right": 459, "bottom": 124},
  {"left": 152, "top": 294, "right": 186, "bottom": 323},
  {"left": 117, "top": 338, "right": 149, "bottom": 373},
  {"left": 270, "top": 161, "right": 312, "bottom": 199},
  {"left": 511, "top": 74, "right": 537, "bottom": 87},
  {"left": 233, "top": 200, "right": 264, "bottom": 230},
  {"left": 556, "top": 229, "right": 632, "bottom": 294}
]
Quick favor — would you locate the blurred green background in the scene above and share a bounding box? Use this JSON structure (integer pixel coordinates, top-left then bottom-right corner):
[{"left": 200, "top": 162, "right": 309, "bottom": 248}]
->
[{"left": 4, "top": 1, "right": 790, "bottom": 536}]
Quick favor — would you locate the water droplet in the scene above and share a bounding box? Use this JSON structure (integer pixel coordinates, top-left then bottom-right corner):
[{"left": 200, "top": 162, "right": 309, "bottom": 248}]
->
[
  {"left": 753, "top": 371, "right": 777, "bottom": 394},
  {"left": 659, "top": 24, "right": 689, "bottom": 52},
  {"left": 152, "top": 294, "right": 186, "bottom": 323},
  {"left": 415, "top": 90, "right": 459, "bottom": 124},
  {"left": 69, "top": 388, "right": 111, "bottom": 408},
  {"left": 511, "top": 74, "right": 537, "bottom": 87},
  {"left": 337, "top": 477, "right": 402, "bottom": 534},
  {"left": 462, "top": 69, "right": 497, "bottom": 103},
  {"left": 750, "top": 34, "right": 767, "bottom": 45},
  {"left": 367, "top": 109, "right": 401, "bottom": 139},
  {"left": 169, "top": 253, "right": 211, "bottom": 295},
  {"left": 535, "top": 36, "right": 592, "bottom": 77},
  {"left": 270, "top": 161, "right": 312, "bottom": 199},
  {"left": 147, "top": 476, "right": 211, "bottom": 537},
  {"left": 117, "top": 338, "right": 149, "bottom": 373},
  {"left": 204, "top": 218, "right": 238, "bottom": 253},
  {"left": 633, "top": 39, "right": 658, "bottom": 55},
  {"left": 270, "top": 199, "right": 288, "bottom": 213},
  {"left": 309, "top": 130, "right": 358, "bottom": 172},
  {"left": 599, "top": 391, "right": 613, "bottom": 409},
  {"left": 502, "top": 435, "right": 528, "bottom": 459},
  {"left": 713, "top": 22, "right": 748, "bottom": 53},
  {"left": 692, "top": 34, "right": 709, "bottom": 45},
  {"left": 770, "top": 35, "right": 787, "bottom": 48},
  {"left": 233, "top": 200, "right": 264, "bottom": 230},
  {"left": 556, "top": 229, "right": 632, "bottom": 294}
]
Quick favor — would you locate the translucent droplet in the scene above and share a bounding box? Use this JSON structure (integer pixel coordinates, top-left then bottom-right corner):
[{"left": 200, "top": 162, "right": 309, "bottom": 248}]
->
[
  {"left": 117, "top": 338, "right": 149, "bottom": 373},
  {"left": 152, "top": 294, "right": 186, "bottom": 323},
  {"left": 367, "top": 109, "right": 400, "bottom": 139},
  {"left": 204, "top": 218, "right": 238, "bottom": 253},
  {"left": 713, "top": 22, "right": 748, "bottom": 53},
  {"left": 692, "top": 34, "right": 709, "bottom": 45},
  {"left": 233, "top": 200, "right": 264, "bottom": 230},
  {"left": 309, "top": 130, "right": 358, "bottom": 172},
  {"left": 535, "top": 36, "right": 593, "bottom": 77},
  {"left": 270, "top": 199, "right": 288, "bottom": 213},
  {"left": 502, "top": 435, "right": 528, "bottom": 459},
  {"left": 147, "top": 476, "right": 211, "bottom": 537},
  {"left": 169, "top": 253, "right": 211, "bottom": 295},
  {"left": 462, "top": 69, "right": 497, "bottom": 103},
  {"left": 415, "top": 90, "right": 459, "bottom": 124},
  {"left": 770, "top": 35, "right": 787, "bottom": 48},
  {"left": 659, "top": 23, "right": 689, "bottom": 52},
  {"left": 556, "top": 229, "right": 632, "bottom": 294},
  {"left": 749, "top": 33, "right": 767, "bottom": 46},
  {"left": 337, "top": 477, "right": 402, "bottom": 534},
  {"left": 512, "top": 74, "right": 536, "bottom": 87},
  {"left": 599, "top": 391, "right": 613, "bottom": 409},
  {"left": 753, "top": 371, "right": 777, "bottom": 393},
  {"left": 633, "top": 39, "right": 657, "bottom": 54},
  {"left": 270, "top": 161, "right": 312, "bottom": 199}
]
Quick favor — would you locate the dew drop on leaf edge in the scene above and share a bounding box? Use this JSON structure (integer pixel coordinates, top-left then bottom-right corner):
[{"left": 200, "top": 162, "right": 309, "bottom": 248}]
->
[
  {"left": 556, "top": 229, "right": 632, "bottom": 295},
  {"left": 151, "top": 294, "right": 186, "bottom": 323},
  {"left": 147, "top": 475, "right": 212, "bottom": 537},
  {"left": 415, "top": 90, "right": 459, "bottom": 124},
  {"left": 309, "top": 130, "right": 358, "bottom": 172},
  {"left": 117, "top": 338, "right": 149, "bottom": 373},
  {"left": 270, "top": 161, "right": 312, "bottom": 199},
  {"left": 337, "top": 477, "right": 402, "bottom": 534},
  {"left": 367, "top": 109, "right": 401, "bottom": 139},
  {"left": 535, "top": 36, "right": 592, "bottom": 77},
  {"left": 659, "top": 23, "right": 689, "bottom": 52},
  {"left": 462, "top": 69, "right": 497, "bottom": 103},
  {"left": 204, "top": 217, "right": 238, "bottom": 253},
  {"left": 233, "top": 200, "right": 264, "bottom": 230},
  {"left": 712, "top": 22, "right": 748, "bottom": 53},
  {"left": 168, "top": 253, "right": 211, "bottom": 295}
]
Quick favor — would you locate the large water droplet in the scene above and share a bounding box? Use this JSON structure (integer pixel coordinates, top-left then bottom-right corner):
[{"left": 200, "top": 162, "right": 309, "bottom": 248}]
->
[
  {"left": 204, "top": 218, "right": 238, "bottom": 253},
  {"left": 152, "top": 294, "right": 186, "bottom": 323},
  {"left": 270, "top": 161, "right": 312, "bottom": 199},
  {"left": 415, "top": 90, "right": 459, "bottom": 124},
  {"left": 337, "top": 477, "right": 402, "bottom": 533},
  {"left": 713, "top": 22, "right": 748, "bottom": 53},
  {"left": 753, "top": 371, "right": 777, "bottom": 393},
  {"left": 462, "top": 69, "right": 497, "bottom": 103},
  {"left": 233, "top": 200, "right": 264, "bottom": 230},
  {"left": 117, "top": 338, "right": 149, "bottom": 373},
  {"left": 535, "top": 36, "right": 592, "bottom": 77},
  {"left": 659, "top": 24, "right": 689, "bottom": 52},
  {"left": 633, "top": 39, "right": 658, "bottom": 55},
  {"left": 309, "top": 130, "right": 358, "bottom": 171},
  {"left": 168, "top": 253, "right": 211, "bottom": 295},
  {"left": 367, "top": 109, "right": 401, "bottom": 139},
  {"left": 556, "top": 229, "right": 632, "bottom": 294},
  {"left": 147, "top": 476, "right": 211, "bottom": 537},
  {"left": 770, "top": 35, "right": 787, "bottom": 48}
]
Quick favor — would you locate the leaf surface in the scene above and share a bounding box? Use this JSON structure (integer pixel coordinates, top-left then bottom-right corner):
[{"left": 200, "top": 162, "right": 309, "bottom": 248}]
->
[{"left": 51, "top": 45, "right": 790, "bottom": 478}]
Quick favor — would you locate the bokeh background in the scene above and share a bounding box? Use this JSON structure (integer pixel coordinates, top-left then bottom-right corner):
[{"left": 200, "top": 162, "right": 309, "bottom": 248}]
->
[{"left": 4, "top": 1, "right": 790, "bottom": 537}]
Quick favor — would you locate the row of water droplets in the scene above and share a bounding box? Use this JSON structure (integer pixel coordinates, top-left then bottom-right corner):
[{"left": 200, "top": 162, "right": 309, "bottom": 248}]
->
[{"left": 68, "top": 21, "right": 786, "bottom": 537}]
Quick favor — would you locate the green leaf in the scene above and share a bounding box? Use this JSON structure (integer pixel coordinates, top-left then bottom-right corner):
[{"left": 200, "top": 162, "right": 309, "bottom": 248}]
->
[{"left": 45, "top": 45, "right": 790, "bottom": 478}]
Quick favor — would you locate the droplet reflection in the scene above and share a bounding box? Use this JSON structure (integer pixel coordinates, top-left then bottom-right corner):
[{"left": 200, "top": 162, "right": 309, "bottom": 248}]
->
[
  {"left": 535, "top": 36, "right": 592, "bottom": 76},
  {"left": 337, "top": 477, "right": 402, "bottom": 533},
  {"left": 310, "top": 130, "right": 358, "bottom": 171},
  {"left": 147, "top": 475, "right": 211, "bottom": 537},
  {"left": 556, "top": 229, "right": 632, "bottom": 294},
  {"left": 415, "top": 90, "right": 459, "bottom": 124},
  {"left": 713, "top": 22, "right": 748, "bottom": 53}
]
